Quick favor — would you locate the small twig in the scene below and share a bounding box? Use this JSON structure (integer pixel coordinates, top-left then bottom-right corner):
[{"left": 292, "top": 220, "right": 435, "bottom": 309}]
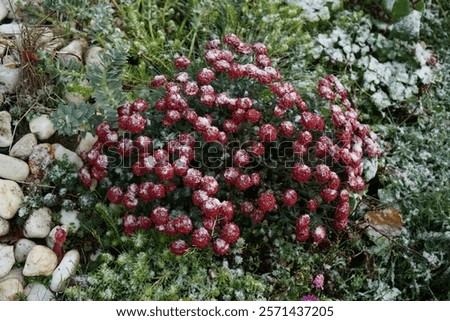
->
[
  {"left": 18, "top": 181, "right": 56, "bottom": 189},
  {"left": 111, "top": 0, "right": 120, "bottom": 11}
]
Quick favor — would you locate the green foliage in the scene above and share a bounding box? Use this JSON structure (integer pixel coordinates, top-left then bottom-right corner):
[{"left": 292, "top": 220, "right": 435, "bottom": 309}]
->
[
  {"left": 86, "top": 43, "right": 129, "bottom": 121},
  {"left": 40, "top": 0, "right": 123, "bottom": 42},
  {"left": 117, "top": 0, "right": 309, "bottom": 85},
  {"left": 303, "top": 6, "right": 436, "bottom": 119},
  {"left": 45, "top": 43, "right": 129, "bottom": 134},
  {"left": 390, "top": 0, "right": 414, "bottom": 21},
  {"left": 50, "top": 102, "right": 93, "bottom": 136},
  {"left": 64, "top": 231, "right": 269, "bottom": 300}
]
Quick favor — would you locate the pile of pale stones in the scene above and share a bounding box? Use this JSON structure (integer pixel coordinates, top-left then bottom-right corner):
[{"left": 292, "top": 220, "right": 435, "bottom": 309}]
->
[
  {"left": 0, "top": 1, "right": 104, "bottom": 301},
  {"left": 0, "top": 112, "right": 98, "bottom": 301}
]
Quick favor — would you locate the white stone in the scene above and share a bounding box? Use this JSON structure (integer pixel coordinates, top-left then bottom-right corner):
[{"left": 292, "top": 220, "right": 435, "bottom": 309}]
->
[
  {"left": 60, "top": 209, "right": 80, "bottom": 233},
  {"left": 29, "top": 114, "right": 56, "bottom": 140},
  {"left": 28, "top": 143, "right": 54, "bottom": 177},
  {"left": 24, "top": 207, "right": 52, "bottom": 239},
  {"left": 85, "top": 46, "right": 103, "bottom": 66},
  {"left": 0, "top": 278, "right": 23, "bottom": 300},
  {"left": 58, "top": 39, "right": 88, "bottom": 67},
  {"left": 0, "top": 2, "right": 8, "bottom": 22},
  {"left": 52, "top": 143, "right": 83, "bottom": 169},
  {"left": 0, "top": 44, "right": 6, "bottom": 58},
  {"left": 76, "top": 132, "right": 98, "bottom": 155},
  {"left": 0, "top": 22, "right": 22, "bottom": 35},
  {"left": 0, "top": 0, "right": 19, "bottom": 20},
  {"left": 0, "top": 154, "right": 29, "bottom": 181},
  {"left": 0, "top": 216, "right": 9, "bottom": 236},
  {"left": 0, "top": 267, "right": 24, "bottom": 285},
  {"left": 9, "top": 133, "right": 37, "bottom": 159},
  {"left": 43, "top": 38, "right": 64, "bottom": 53},
  {"left": 0, "top": 244, "right": 14, "bottom": 278},
  {"left": 14, "top": 238, "right": 36, "bottom": 263},
  {"left": 2, "top": 54, "right": 17, "bottom": 67},
  {"left": 64, "top": 91, "right": 87, "bottom": 105},
  {"left": 23, "top": 245, "right": 58, "bottom": 276},
  {"left": 0, "top": 179, "right": 24, "bottom": 219},
  {"left": 0, "top": 111, "right": 12, "bottom": 147},
  {"left": 50, "top": 249, "right": 80, "bottom": 292},
  {"left": 64, "top": 78, "right": 90, "bottom": 104},
  {"left": 35, "top": 29, "right": 54, "bottom": 48},
  {"left": 0, "top": 65, "right": 21, "bottom": 94},
  {"left": 25, "top": 283, "right": 54, "bottom": 301}
]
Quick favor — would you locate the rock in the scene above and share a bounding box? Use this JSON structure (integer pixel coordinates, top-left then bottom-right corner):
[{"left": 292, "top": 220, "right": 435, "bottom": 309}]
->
[
  {"left": 9, "top": 133, "right": 37, "bottom": 159},
  {"left": 65, "top": 91, "right": 87, "bottom": 105},
  {"left": 2, "top": 54, "right": 18, "bottom": 67},
  {"left": 14, "top": 238, "right": 36, "bottom": 263},
  {"left": 0, "top": 92, "right": 3, "bottom": 108},
  {"left": 28, "top": 143, "right": 54, "bottom": 177},
  {"left": 0, "top": 217, "right": 9, "bottom": 236},
  {"left": 52, "top": 143, "right": 83, "bottom": 169},
  {"left": 25, "top": 282, "right": 54, "bottom": 301},
  {"left": 76, "top": 132, "right": 98, "bottom": 155},
  {"left": 35, "top": 29, "right": 54, "bottom": 48},
  {"left": 0, "top": 244, "right": 14, "bottom": 278},
  {"left": 29, "top": 114, "right": 56, "bottom": 140},
  {"left": 64, "top": 79, "right": 90, "bottom": 104},
  {"left": 43, "top": 38, "right": 64, "bottom": 53},
  {"left": 23, "top": 245, "right": 58, "bottom": 276},
  {"left": 0, "top": 267, "right": 24, "bottom": 285},
  {"left": 85, "top": 46, "right": 103, "bottom": 66},
  {"left": 50, "top": 249, "right": 80, "bottom": 292},
  {"left": 0, "top": 111, "right": 12, "bottom": 147},
  {"left": 58, "top": 39, "right": 88, "bottom": 67},
  {"left": 60, "top": 209, "right": 80, "bottom": 233},
  {"left": 0, "top": 2, "right": 8, "bottom": 22},
  {"left": 0, "top": 0, "right": 19, "bottom": 20},
  {"left": 0, "top": 43, "right": 6, "bottom": 58},
  {"left": 23, "top": 207, "right": 52, "bottom": 239},
  {"left": 0, "top": 179, "right": 24, "bottom": 219},
  {"left": 0, "top": 22, "right": 22, "bottom": 35},
  {"left": 0, "top": 278, "right": 23, "bottom": 300},
  {"left": 0, "top": 154, "right": 29, "bottom": 181},
  {"left": 0, "top": 65, "right": 21, "bottom": 94}
]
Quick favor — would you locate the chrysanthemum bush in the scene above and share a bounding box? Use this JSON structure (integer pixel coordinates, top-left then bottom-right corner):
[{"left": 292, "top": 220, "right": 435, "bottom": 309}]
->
[{"left": 78, "top": 34, "right": 381, "bottom": 256}]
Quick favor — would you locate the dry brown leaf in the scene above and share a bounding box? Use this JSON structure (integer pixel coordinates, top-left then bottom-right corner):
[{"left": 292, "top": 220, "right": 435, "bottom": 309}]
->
[{"left": 365, "top": 208, "right": 404, "bottom": 238}]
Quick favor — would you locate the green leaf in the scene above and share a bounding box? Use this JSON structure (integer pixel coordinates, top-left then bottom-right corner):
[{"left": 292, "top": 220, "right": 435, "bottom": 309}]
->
[
  {"left": 414, "top": 0, "right": 425, "bottom": 11},
  {"left": 391, "top": 10, "right": 422, "bottom": 40},
  {"left": 363, "top": 157, "right": 379, "bottom": 182},
  {"left": 391, "top": 0, "right": 413, "bottom": 22}
]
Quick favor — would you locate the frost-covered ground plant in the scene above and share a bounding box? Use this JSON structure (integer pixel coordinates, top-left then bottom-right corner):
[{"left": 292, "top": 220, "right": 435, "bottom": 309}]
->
[
  {"left": 64, "top": 230, "right": 269, "bottom": 300},
  {"left": 16, "top": 157, "right": 99, "bottom": 256},
  {"left": 291, "top": 1, "right": 438, "bottom": 119},
  {"left": 78, "top": 34, "right": 381, "bottom": 256},
  {"left": 286, "top": 0, "right": 342, "bottom": 22},
  {"left": 327, "top": 0, "right": 450, "bottom": 300},
  {"left": 368, "top": 1, "right": 450, "bottom": 297},
  {"left": 63, "top": 212, "right": 332, "bottom": 300}
]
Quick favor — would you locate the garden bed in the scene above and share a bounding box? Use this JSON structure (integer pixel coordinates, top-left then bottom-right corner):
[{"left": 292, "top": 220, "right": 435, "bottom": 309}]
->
[{"left": 0, "top": 0, "right": 448, "bottom": 301}]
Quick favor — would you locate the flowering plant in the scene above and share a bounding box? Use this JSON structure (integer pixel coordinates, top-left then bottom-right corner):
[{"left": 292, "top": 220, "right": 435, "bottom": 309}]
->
[{"left": 79, "top": 34, "right": 381, "bottom": 255}]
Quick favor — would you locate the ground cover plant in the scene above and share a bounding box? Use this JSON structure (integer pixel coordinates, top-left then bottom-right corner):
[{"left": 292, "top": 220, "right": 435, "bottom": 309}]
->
[{"left": 1, "top": 0, "right": 448, "bottom": 301}]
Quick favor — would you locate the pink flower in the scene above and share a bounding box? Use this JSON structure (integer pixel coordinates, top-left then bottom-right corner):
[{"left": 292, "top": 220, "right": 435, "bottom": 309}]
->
[
  {"left": 300, "top": 294, "right": 319, "bottom": 301},
  {"left": 313, "top": 274, "right": 325, "bottom": 290}
]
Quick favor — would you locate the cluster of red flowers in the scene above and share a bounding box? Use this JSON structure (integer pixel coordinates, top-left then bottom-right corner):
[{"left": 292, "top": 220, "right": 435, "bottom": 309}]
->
[{"left": 79, "top": 34, "right": 381, "bottom": 255}]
